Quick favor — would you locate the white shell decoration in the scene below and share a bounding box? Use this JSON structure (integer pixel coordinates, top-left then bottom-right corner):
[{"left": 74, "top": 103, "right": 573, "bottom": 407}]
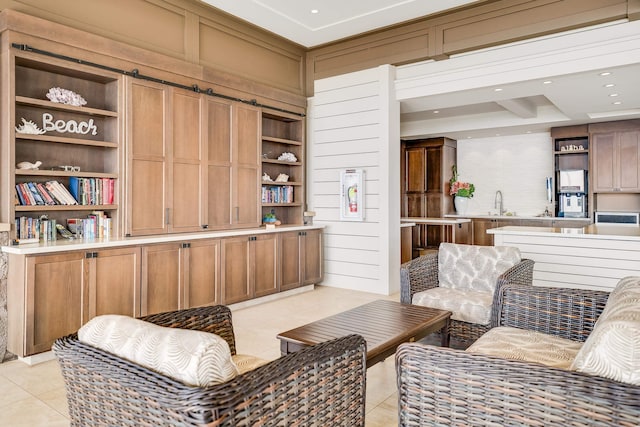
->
[
  {"left": 46, "top": 87, "right": 87, "bottom": 107},
  {"left": 15, "top": 118, "right": 46, "bottom": 135},
  {"left": 262, "top": 172, "right": 273, "bottom": 182},
  {"left": 278, "top": 152, "right": 297, "bottom": 162},
  {"left": 17, "top": 161, "right": 42, "bottom": 170},
  {"left": 275, "top": 173, "right": 289, "bottom": 182}
]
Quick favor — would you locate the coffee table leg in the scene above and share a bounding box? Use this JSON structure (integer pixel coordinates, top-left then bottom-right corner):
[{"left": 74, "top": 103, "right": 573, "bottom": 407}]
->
[{"left": 441, "top": 318, "right": 451, "bottom": 347}]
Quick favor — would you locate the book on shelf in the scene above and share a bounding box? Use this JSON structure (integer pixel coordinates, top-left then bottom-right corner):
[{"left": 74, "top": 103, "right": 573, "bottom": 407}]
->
[
  {"left": 15, "top": 216, "right": 57, "bottom": 242},
  {"left": 261, "top": 185, "right": 294, "bottom": 203},
  {"left": 67, "top": 211, "right": 112, "bottom": 240},
  {"left": 69, "top": 177, "right": 115, "bottom": 206}
]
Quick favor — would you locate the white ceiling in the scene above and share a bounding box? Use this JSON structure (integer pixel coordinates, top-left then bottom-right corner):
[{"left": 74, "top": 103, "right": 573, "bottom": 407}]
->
[
  {"left": 199, "top": 1, "right": 640, "bottom": 139},
  {"left": 199, "top": 0, "right": 480, "bottom": 48}
]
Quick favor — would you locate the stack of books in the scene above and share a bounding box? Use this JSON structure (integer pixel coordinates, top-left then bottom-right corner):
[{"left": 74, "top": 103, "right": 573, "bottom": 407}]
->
[
  {"left": 261, "top": 185, "right": 294, "bottom": 203},
  {"left": 15, "top": 181, "right": 77, "bottom": 206}
]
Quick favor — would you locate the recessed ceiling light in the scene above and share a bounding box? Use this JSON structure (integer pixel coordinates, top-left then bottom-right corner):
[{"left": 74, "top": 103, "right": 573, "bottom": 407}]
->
[
  {"left": 310, "top": 9, "right": 319, "bottom": 14},
  {"left": 604, "top": 83, "right": 615, "bottom": 88},
  {"left": 613, "top": 101, "right": 623, "bottom": 105},
  {"left": 543, "top": 80, "right": 552, "bottom": 84},
  {"left": 599, "top": 72, "right": 612, "bottom": 76},
  {"left": 494, "top": 88, "right": 503, "bottom": 92},
  {"left": 496, "top": 133, "right": 501, "bottom": 136},
  {"left": 433, "top": 110, "right": 439, "bottom": 114},
  {"left": 609, "top": 93, "right": 619, "bottom": 97}
]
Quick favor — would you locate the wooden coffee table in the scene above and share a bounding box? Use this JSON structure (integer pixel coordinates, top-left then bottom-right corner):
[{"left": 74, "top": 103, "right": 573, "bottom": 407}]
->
[{"left": 277, "top": 300, "right": 451, "bottom": 368}]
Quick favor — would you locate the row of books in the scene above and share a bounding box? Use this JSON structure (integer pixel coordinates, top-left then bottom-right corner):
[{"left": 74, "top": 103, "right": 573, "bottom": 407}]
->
[
  {"left": 15, "top": 181, "right": 77, "bottom": 206},
  {"left": 15, "top": 178, "right": 116, "bottom": 206},
  {"left": 16, "top": 216, "right": 57, "bottom": 242},
  {"left": 69, "top": 211, "right": 112, "bottom": 240},
  {"left": 69, "top": 177, "right": 115, "bottom": 205},
  {"left": 261, "top": 185, "right": 294, "bottom": 204}
]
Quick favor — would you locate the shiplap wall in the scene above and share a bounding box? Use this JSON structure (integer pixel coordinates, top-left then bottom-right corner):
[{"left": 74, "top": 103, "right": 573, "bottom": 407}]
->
[{"left": 308, "top": 65, "right": 400, "bottom": 295}]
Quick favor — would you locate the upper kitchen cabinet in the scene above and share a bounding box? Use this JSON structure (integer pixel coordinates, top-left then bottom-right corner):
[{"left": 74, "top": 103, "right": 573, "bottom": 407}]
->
[
  {"left": 592, "top": 128, "right": 640, "bottom": 193},
  {"left": 6, "top": 54, "right": 122, "bottom": 239},
  {"left": 401, "top": 137, "right": 456, "bottom": 251}
]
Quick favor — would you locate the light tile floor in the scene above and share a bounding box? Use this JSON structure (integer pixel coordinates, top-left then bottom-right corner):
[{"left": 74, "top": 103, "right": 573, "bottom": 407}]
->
[{"left": 0, "top": 285, "right": 450, "bottom": 426}]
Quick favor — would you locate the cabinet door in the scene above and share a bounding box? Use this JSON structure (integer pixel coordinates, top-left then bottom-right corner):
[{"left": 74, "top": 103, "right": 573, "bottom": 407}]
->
[
  {"left": 127, "top": 79, "right": 169, "bottom": 235},
  {"left": 405, "top": 147, "right": 426, "bottom": 192},
  {"left": 303, "top": 229, "right": 323, "bottom": 285},
  {"left": 170, "top": 89, "right": 205, "bottom": 232},
  {"left": 472, "top": 219, "right": 497, "bottom": 246},
  {"left": 87, "top": 247, "right": 141, "bottom": 321},
  {"left": 280, "top": 231, "right": 302, "bottom": 290},
  {"left": 592, "top": 132, "right": 616, "bottom": 192},
  {"left": 186, "top": 239, "right": 221, "bottom": 308},
  {"left": 233, "top": 104, "right": 260, "bottom": 227},
  {"left": 25, "top": 252, "right": 86, "bottom": 355},
  {"left": 618, "top": 131, "right": 640, "bottom": 191},
  {"left": 206, "top": 98, "right": 232, "bottom": 228},
  {"left": 253, "top": 234, "right": 279, "bottom": 297},
  {"left": 221, "top": 236, "right": 251, "bottom": 304},
  {"left": 141, "top": 243, "right": 184, "bottom": 315}
]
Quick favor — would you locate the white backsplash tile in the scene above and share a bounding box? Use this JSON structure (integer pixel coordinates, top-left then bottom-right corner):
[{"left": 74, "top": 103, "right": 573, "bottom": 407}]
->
[{"left": 457, "top": 133, "right": 553, "bottom": 216}]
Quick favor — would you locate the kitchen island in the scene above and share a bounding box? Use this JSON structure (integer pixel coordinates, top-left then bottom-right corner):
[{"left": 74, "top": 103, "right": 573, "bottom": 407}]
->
[{"left": 489, "top": 225, "right": 640, "bottom": 291}]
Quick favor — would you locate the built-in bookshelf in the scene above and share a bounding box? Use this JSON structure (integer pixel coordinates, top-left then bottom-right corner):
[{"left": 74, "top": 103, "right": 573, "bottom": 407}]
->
[
  {"left": 261, "top": 111, "right": 305, "bottom": 225},
  {"left": 10, "top": 55, "right": 121, "bottom": 239}
]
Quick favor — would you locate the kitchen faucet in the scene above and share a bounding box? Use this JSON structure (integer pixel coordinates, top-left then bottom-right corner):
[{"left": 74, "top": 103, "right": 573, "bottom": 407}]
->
[{"left": 495, "top": 190, "right": 504, "bottom": 215}]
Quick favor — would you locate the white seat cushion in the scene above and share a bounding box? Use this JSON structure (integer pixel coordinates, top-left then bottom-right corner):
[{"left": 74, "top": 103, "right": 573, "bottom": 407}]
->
[
  {"left": 438, "top": 243, "right": 521, "bottom": 294},
  {"left": 466, "top": 326, "right": 583, "bottom": 369},
  {"left": 78, "top": 315, "right": 239, "bottom": 387},
  {"left": 412, "top": 287, "right": 493, "bottom": 325},
  {"left": 571, "top": 276, "right": 640, "bottom": 385}
]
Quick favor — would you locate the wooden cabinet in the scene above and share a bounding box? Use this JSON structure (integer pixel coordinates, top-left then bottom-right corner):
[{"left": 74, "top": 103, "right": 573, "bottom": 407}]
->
[
  {"left": 472, "top": 219, "right": 501, "bottom": 246},
  {"left": 401, "top": 138, "right": 457, "bottom": 250},
  {"left": 592, "top": 131, "right": 640, "bottom": 192},
  {"left": 8, "top": 246, "right": 140, "bottom": 356},
  {"left": 6, "top": 55, "right": 121, "bottom": 239},
  {"left": 127, "top": 80, "right": 206, "bottom": 235},
  {"left": 261, "top": 112, "right": 305, "bottom": 225},
  {"left": 280, "top": 228, "right": 323, "bottom": 290},
  {"left": 141, "top": 239, "right": 221, "bottom": 315},
  {"left": 221, "top": 233, "right": 278, "bottom": 304}
]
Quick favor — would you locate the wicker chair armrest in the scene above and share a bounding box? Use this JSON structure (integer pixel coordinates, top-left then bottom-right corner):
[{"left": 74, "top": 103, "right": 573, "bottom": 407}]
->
[
  {"left": 396, "top": 343, "right": 640, "bottom": 427},
  {"left": 491, "top": 283, "right": 609, "bottom": 342},
  {"left": 496, "top": 258, "right": 535, "bottom": 287},
  {"left": 139, "top": 306, "right": 237, "bottom": 355},
  {"left": 54, "top": 333, "right": 366, "bottom": 427},
  {"left": 400, "top": 252, "right": 439, "bottom": 303}
]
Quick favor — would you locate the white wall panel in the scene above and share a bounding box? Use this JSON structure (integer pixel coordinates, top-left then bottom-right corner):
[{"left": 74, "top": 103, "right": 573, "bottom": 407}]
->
[{"left": 308, "top": 65, "right": 400, "bottom": 295}]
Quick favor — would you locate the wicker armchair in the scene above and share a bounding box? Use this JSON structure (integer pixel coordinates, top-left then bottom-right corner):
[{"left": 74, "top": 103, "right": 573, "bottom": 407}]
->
[
  {"left": 53, "top": 305, "right": 367, "bottom": 427},
  {"left": 396, "top": 284, "right": 640, "bottom": 427},
  {"left": 400, "top": 249, "right": 534, "bottom": 342}
]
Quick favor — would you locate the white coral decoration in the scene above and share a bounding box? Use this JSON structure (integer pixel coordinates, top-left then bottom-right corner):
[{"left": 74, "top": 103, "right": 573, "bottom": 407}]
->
[
  {"left": 15, "top": 118, "right": 46, "bottom": 135},
  {"left": 46, "top": 87, "right": 87, "bottom": 107},
  {"left": 277, "top": 152, "right": 297, "bottom": 162},
  {"left": 275, "top": 173, "right": 289, "bottom": 182},
  {"left": 262, "top": 172, "right": 273, "bottom": 182}
]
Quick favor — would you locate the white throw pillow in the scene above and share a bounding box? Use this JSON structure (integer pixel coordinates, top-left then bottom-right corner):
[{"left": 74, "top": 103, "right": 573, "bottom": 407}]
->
[
  {"left": 438, "top": 243, "right": 521, "bottom": 293},
  {"left": 78, "top": 315, "right": 239, "bottom": 387},
  {"left": 571, "top": 276, "right": 640, "bottom": 385}
]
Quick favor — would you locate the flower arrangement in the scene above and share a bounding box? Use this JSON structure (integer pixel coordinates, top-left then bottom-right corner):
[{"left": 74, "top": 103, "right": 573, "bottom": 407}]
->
[{"left": 449, "top": 165, "right": 475, "bottom": 198}]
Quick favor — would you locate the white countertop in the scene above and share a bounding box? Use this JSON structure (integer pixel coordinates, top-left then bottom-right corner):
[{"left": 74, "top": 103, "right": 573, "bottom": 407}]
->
[
  {"left": 488, "top": 224, "right": 640, "bottom": 241},
  {"left": 444, "top": 214, "right": 590, "bottom": 221},
  {"left": 1, "top": 224, "right": 325, "bottom": 255},
  {"left": 402, "top": 217, "right": 471, "bottom": 225}
]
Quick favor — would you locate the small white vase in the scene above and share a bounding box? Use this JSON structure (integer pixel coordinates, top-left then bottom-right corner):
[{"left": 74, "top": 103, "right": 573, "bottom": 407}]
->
[{"left": 454, "top": 196, "right": 470, "bottom": 215}]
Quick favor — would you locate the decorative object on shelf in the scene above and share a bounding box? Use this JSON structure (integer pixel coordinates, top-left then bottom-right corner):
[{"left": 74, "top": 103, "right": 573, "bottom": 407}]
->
[
  {"left": 278, "top": 152, "right": 297, "bottom": 162},
  {"left": 16, "top": 161, "right": 42, "bottom": 170},
  {"left": 340, "top": 169, "right": 365, "bottom": 221},
  {"left": 42, "top": 113, "right": 98, "bottom": 136},
  {"left": 560, "top": 144, "right": 584, "bottom": 151},
  {"left": 262, "top": 172, "right": 273, "bottom": 182},
  {"left": 46, "top": 87, "right": 87, "bottom": 107},
  {"left": 263, "top": 209, "right": 281, "bottom": 227},
  {"left": 15, "top": 118, "right": 46, "bottom": 135},
  {"left": 454, "top": 196, "right": 469, "bottom": 215},
  {"left": 275, "top": 173, "right": 289, "bottom": 182}
]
